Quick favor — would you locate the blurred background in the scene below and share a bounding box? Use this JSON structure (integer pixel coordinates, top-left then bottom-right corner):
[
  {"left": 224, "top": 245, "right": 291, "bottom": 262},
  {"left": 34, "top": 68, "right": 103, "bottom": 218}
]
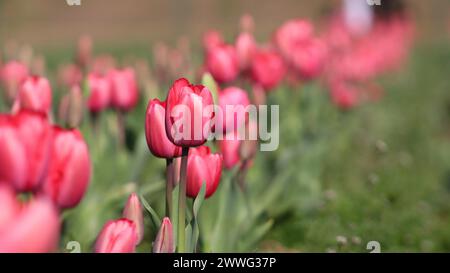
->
[{"left": 0, "top": 0, "right": 449, "bottom": 252}]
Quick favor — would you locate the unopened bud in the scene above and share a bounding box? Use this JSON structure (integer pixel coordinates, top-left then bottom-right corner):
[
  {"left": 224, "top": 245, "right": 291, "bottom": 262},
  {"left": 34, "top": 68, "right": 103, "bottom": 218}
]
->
[
  {"left": 123, "top": 193, "right": 144, "bottom": 244},
  {"left": 153, "top": 217, "right": 174, "bottom": 253}
]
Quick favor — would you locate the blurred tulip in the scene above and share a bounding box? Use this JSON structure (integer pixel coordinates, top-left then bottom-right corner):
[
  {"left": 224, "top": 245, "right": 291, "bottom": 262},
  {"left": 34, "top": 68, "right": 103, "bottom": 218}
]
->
[
  {"left": 91, "top": 54, "right": 116, "bottom": 75},
  {"left": 218, "top": 87, "right": 250, "bottom": 133},
  {"left": 291, "top": 38, "right": 327, "bottom": 80},
  {"left": 329, "top": 80, "right": 358, "bottom": 110},
  {"left": 76, "top": 35, "right": 92, "bottom": 69},
  {"left": 274, "top": 19, "right": 313, "bottom": 60},
  {"left": 219, "top": 133, "right": 241, "bottom": 169},
  {"left": 87, "top": 73, "right": 111, "bottom": 113},
  {"left": 206, "top": 44, "right": 239, "bottom": 83},
  {"left": 0, "top": 185, "right": 60, "bottom": 253},
  {"left": 145, "top": 99, "right": 182, "bottom": 158},
  {"left": 109, "top": 68, "right": 139, "bottom": 112},
  {"left": 123, "top": 193, "right": 144, "bottom": 244},
  {"left": 58, "top": 85, "right": 84, "bottom": 128},
  {"left": 153, "top": 217, "right": 174, "bottom": 253},
  {"left": 41, "top": 127, "right": 91, "bottom": 209},
  {"left": 14, "top": 76, "right": 52, "bottom": 114},
  {"left": 186, "top": 146, "right": 222, "bottom": 198},
  {"left": 235, "top": 32, "right": 256, "bottom": 70},
  {"left": 58, "top": 63, "right": 82, "bottom": 88},
  {"left": 240, "top": 14, "right": 255, "bottom": 33},
  {"left": 0, "top": 61, "right": 29, "bottom": 102},
  {"left": 0, "top": 110, "right": 52, "bottom": 192},
  {"left": 165, "top": 78, "right": 214, "bottom": 147},
  {"left": 251, "top": 49, "right": 286, "bottom": 91},
  {"left": 95, "top": 219, "right": 137, "bottom": 253},
  {"left": 202, "top": 30, "right": 224, "bottom": 52}
]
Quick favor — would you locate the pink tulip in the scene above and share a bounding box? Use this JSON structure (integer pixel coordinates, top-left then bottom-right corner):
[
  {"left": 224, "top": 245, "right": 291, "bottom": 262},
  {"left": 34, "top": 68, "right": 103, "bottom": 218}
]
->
[
  {"left": 329, "top": 80, "right": 358, "bottom": 110},
  {"left": 202, "top": 30, "right": 224, "bottom": 52},
  {"left": 41, "top": 127, "right": 91, "bottom": 209},
  {"left": 95, "top": 219, "right": 137, "bottom": 253},
  {"left": 153, "top": 217, "right": 174, "bottom": 253},
  {"left": 274, "top": 19, "right": 314, "bottom": 60},
  {"left": 0, "top": 61, "right": 29, "bottom": 101},
  {"left": 87, "top": 73, "right": 112, "bottom": 113},
  {"left": 58, "top": 63, "right": 83, "bottom": 88},
  {"left": 123, "top": 193, "right": 144, "bottom": 244},
  {"left": 109, "top": 68, "right": 139, "bottom": 112},
  {"left": 235, "top": 32, "right": 256, "bottom": 70},
  {"left": 15, "top": 76, "right": 52, "bottom": 114},
  {"left": 291, "top": 38, "right": 327, "bottom": 80},
  {"left": 218, "top": 87, "right": 250, "bottom": 133},
  {"left": 218, "top": 133, "right": 241, "bottom": 169},
  {"left": 186, "top": 146, "right": 222, "bottom": 198},
  {"left": 251, "top": 49, "right": 286, "bottom": 91},
  {"left": 145, "top": 99, "right": 182, "bottom": 158},
  {"left": 165, "top": 78, "right": 214, "bottom": 147},
  {"left": 0, "top": 185, "right": 60, "bottom": 253},
  {"left": 0, "top": 110, "right": 52, "bottom": 192},
  {"left": 206, "top": 44, "right": 239, "bottom": 83}
]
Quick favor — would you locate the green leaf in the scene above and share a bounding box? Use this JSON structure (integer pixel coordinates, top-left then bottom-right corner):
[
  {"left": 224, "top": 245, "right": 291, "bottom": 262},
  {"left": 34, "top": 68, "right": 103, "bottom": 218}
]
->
[
  {"left": 185, "top": 223, "right": 193, "bottom": 253},
  {"left": 190, "top": 181, "right": 206, "bottom": 252},
  {"left": 139, "top": 195, "right": 161, "bottom": 230}
]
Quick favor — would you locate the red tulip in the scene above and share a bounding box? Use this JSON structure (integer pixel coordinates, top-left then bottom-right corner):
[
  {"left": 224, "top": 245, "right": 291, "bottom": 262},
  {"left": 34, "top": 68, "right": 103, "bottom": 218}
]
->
[
  {"left": 109, "top": 68, "right": 139, "bottom": 112},
  {"left": 291, "top": 38, "right": 327, "bottom": 80},
  {"left": 0, "top": 110, "right": 52, "bottom": 192},
  {"left": 218, "top": 87, "right": 250, "bottom": 133},
  {"left": 235, "top": 32, "right": 256, "bottom": 70},
  {"left": 206, "top": 44, "right": 239, "bottom": 83},
  {"left": 218, "top": 133, "right": 241, "bottom": 169},
  {"left": 87, "top": 73, "right": 112, "bottom": 113},
  {"left": 0, "top": 61, "right": 29, "bottom": 101},
  {"left": 15, "top": 76, "right": 52, "bottom": 114},
  {"left": 123, "top": 193, "right": 144, "bottom": 244},
  {"left": 95, "top": 219, "right": 137, "bottom": 253},
  {"left": 274, "top": 19, "right": 313, "bottom": 60},
  {"left": 202, "top": 30, "right": 224, "bottom": 52},
  {"left": 186, "top": 146, "right": 222, "bottom": 199},
  {"left": 251, "top": 49, "right": 286, "bottom": 91},
  {"left": 329, "top": 80, "right": 358, "bottom": 110},
  {"left": 0, "top": 185, "right": 60, "bottom": 253},
  {"left": 165, "top": 78, "right": 214, "bottom": 147},
  {"left": 41, "top": 127, "right": 91, "bottom": 209},
  {"left": 153, "top": 217, "right": 174, "bottom": 253},
  {"left": 145, "top": 99, "right": 182, "bottom": 158}
]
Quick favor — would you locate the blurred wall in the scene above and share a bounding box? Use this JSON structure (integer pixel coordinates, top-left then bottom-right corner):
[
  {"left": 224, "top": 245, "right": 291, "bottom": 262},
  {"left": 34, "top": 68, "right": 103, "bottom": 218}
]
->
[{"left": 0, "top": 0, "right": 448, "bottom": 48}]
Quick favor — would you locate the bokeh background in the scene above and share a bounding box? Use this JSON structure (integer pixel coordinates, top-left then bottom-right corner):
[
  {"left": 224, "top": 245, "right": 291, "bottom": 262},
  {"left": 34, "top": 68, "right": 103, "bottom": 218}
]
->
[{"left": 1, "top": 0, "right": 449, "bottom": 252}]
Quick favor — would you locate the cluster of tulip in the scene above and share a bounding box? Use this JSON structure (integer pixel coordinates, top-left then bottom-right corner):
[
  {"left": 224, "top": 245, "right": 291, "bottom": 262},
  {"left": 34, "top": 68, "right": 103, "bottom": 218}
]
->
[{"left": 0, "top": 3, "right": 414, "bottom": 252}]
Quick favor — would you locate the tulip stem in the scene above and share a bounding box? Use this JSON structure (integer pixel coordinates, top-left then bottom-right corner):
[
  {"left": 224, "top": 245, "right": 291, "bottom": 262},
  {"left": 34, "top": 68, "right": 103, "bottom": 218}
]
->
[
  {"left": 166, "top": 158, "right": 174, "bottom": 219},
  {"left": 177, "top": 147, "right": 189, "bottom": 253},
  {"left": 117, "top": 110, "right": 126, "bottom": 148}
]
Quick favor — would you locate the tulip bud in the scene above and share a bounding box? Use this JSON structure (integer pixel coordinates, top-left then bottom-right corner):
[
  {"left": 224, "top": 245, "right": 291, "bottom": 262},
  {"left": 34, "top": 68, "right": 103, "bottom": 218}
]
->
[
  {"left": 145, "top": 99, "right": 182, "bottom": 158},
  {"left": 153, "top": 217, "right": 174, "bottom": 253},
  {"left": 15, "top": 76, "right": 52, "bottom": 114},
  {"left": 87, "top": 73, "right": 112, "bottom": 113},
  {"left": 165, "top": 78, "right": 214, "bottom": 147},
  {"left": 0, "top": 110, "right": 52, "bottom": 192},
  {"left": 251, "top": 49, "right": 286, "bottom": 91},
  {"left": 58, "top": 85, "right": 84, "bottom": 128},
  {"left": 240, "top": 14, "right": 255, "bottom": 33},
  {"left": 41, "top": 127, "right": 91, "bottom": 209},
  {"left": 122, "top": 193, "right": 144, "bottom": 244},
  {"left": 95, "top": 219, "right": 137, "bottom": 253},
  {"left": 206, "top": 44, "right": 239, "bottom": 83},
  {"left": 0, "top": 185, "right": 60, "bottom": 253},
  {"left": 109, "top": 68, "right": 139, "bottom": 112},
  {"left": 0, "top": 61, "right": 29, "bottom": 102},
  {"left": 58, "top": 63, "right": 83, "bottom": 88},
  {"left": 186, "top": 146, "right": 222, "bottom": 198},
  {"left": 235, "top": 32, "right": 256, "bottom": 70},
  {"left": 76, "top": 35, "right": 92, "bottom": 69},
  {"left": 218, "top": 87, "right": 250, "bottom": 133},
  {"left": 202, "top": 30, "right": 224, "bottom": 52}
]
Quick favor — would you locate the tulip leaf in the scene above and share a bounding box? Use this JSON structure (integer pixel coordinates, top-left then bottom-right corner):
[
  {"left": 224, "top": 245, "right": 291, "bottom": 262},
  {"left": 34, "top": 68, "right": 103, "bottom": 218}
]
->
[
  {"left": 185, "top": 223, "right": 193, "bottom": 253},
  {"left": 139, "top": 195, "right": 161, "bottom": 230},
  {"left": 190, "top": 181, "right": 206, "bottom": 252}
]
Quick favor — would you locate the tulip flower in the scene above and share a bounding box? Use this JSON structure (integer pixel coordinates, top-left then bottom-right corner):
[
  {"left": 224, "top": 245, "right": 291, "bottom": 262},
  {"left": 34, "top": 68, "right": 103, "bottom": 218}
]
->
[
  {"left": 202, "top": 30, "right": 224, "bottom": 52},
  {"left": 14, "top": 76, "right": 52, "bottom": 114},
  {"left": 206, "top": 44, "right": 239, "bottom": 83},
  {"left": 218, "top": 134, "right": 241, "bottom": 169},
  {"left": 217, "top": 87, "right": 250, "bottom": 133},
  {"left": 186, "top": 146, "right": 223, "bottom": 199},
  {"left": 0, "top": 185, "right": 60, "bottom": 253},
  {"left": 76, "top": 35, "right": 92, "bottom": 69},
  {"left": 329, "top": 80, "right": 359, "bottom": 110},
  {"left": 153, "top": 217, "right": 174, "bottom": 253},
  {"left": 145, "top": 99, "right": 182, "bottom": 158},
  {"left": 87, "top": 73, "right": 112, "bottom": 113},
  {"left": 290, "top": 38, "right": 327, "bottom": 80},
  {"left": 58, "top": 85, "right": 84, "bottom": 128},
  {"left": 165, "top": 78, "right": 214, "bottom": 147},
  {"left": 109, "top": 68, "right": 139, "bottom": 112},
  {"left": 251, "top": 49, "right": 286, "bottom": 91},
  {"left": 274, "top": 19, "right": 314, "bottom": 60},
  {"left": 235, "top": 32, "right": 256, "bottom": 71},
  {"left": 95, "top": 219, "right": 137, "bottom": 253},
  {"left": 58, "top": 63, "right": 83, "bottom": 88},
  {"left": 0, "top": 110, "right": 52, "bottom": 192},
  {"left": 123, "top": 193, "right": 144, "bottom": 244},
  {"left": 41, "top": 127, "right": 91, "bottom": 209},
  {"left": 0, "top": 61, "right": 29, "bottom": 102}
]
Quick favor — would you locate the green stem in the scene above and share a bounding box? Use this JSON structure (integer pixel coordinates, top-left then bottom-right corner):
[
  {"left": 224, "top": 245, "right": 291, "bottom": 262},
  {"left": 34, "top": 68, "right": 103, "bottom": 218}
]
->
[
  {"left": 177, "top": 147, "right": 189, "bottom": 253},
  {"left": 166, "top": 158, "right": 174, "bottom": 219}
]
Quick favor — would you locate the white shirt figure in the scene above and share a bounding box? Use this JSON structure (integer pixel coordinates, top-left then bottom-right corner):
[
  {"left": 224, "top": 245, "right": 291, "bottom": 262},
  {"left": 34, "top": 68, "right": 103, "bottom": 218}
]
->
[{"left": 343, "top": 0, "right": 375, "bottom": 36}]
